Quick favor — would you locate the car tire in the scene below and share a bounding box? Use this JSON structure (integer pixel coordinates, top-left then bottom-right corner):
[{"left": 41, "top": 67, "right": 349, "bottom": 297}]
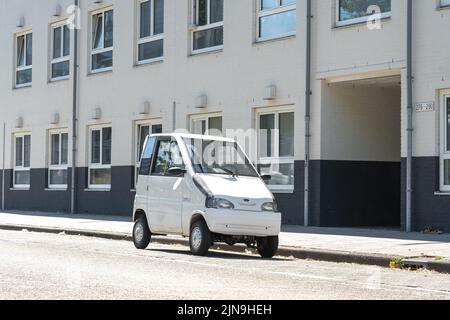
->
[
  {"left": 189, "top": 220, "right": 212, "bottom": 256},
  {"left": 133, "top": 217, "right": 151, "bottom": 250},
  {"left": 257, "top": 236, "right": 279, "bottom": 258}
]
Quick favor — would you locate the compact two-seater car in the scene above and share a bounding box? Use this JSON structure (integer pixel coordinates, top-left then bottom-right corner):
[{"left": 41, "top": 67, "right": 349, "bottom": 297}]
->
[{"left": 132, "top": 133, "right": 282, "bottom": 258}]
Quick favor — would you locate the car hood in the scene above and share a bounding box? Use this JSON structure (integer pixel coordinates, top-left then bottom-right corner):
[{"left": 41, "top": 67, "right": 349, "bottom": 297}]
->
[{"left": 197, "top": 174, "right": 273, "bottom": 200}]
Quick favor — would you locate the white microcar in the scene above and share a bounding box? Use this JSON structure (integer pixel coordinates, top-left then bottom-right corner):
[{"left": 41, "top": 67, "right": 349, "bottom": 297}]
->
[{"left": 132, "top": 133, "right": 282, "bottom": 258}]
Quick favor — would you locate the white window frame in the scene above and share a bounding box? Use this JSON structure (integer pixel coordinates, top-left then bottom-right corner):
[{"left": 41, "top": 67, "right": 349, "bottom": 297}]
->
[
  {"left": 440, "top": 94, "right": 450, "bottom": 192},
  {"left": 50, "top": 21, "right": 70, "bottom": 81},
  {"left": 15, "top": 30, "right": 33, "bottom": 88},
  {"left": 256, "top": 106, "right": 295, "bottom": 192},
  {"left": 48, "top": 129, "right": 69, "bottom": 189},
  {"left": 190, "top": 113, "right": 223, "bottom": 136},
  {"left": 135, "top": 120, "right": 163, "bottom": 183},
  {"left": 13, "top": 133, "right": 31, "bottom": 189},
  {"left": 90, "top": 7, "right": 114, "bottom": 74},
  {"left": 88, "top": 125, "right": 112, "bottom": 190},
  {"left": 191, "top": 0, "right": 224, "bottom": 55},
  {"left": 137, "top": 0, "right": 165, "bottom": 65},
  {"left": 256, "top": 0, "right": 297, "bottom": 42},
  {"left": 441, "top": 0, "right": 450, "bottom": 9},
  {"left": 335, "top": 0, "right": 392, "bottom": 27}
]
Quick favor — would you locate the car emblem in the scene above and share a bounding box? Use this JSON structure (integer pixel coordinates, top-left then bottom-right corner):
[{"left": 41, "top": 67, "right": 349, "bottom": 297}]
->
[{"left": 240, "top": 198, "right": 255, "bottom": 206}]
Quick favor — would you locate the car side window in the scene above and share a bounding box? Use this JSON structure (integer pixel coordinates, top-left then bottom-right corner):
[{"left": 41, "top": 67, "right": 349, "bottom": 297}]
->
[
  {"left": 139, "top": 137, "right": 156, "bottom": 176},
  {"left": 152, "top": 139, "right": 185, "bottom": 176}
]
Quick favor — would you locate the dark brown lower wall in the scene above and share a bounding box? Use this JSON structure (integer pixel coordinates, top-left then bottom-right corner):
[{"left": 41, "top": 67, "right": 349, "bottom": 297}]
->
[
  {"left": 0, "top": 160, "right": 412, "bottom": 230},
  {"left": 401, "top": 157, "right": 450, "bottom": 233},
  {"left": 316, "top": 160, "right": 401, "bottom": 228}
]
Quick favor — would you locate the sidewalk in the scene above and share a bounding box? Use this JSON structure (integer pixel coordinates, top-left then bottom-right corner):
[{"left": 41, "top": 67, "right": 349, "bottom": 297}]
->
[{"left": 1, "top": 210, "right": 450, "bottom": 273}]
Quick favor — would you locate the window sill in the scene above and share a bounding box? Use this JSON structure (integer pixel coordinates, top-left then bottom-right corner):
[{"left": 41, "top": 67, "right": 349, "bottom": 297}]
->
[
  {"left": 88, "top": 68, "right": 113, "bottom": 77},
  {"left": 45, "top": 188, "right": 68, "bottom": 192},
  {"left": 189, "top": 47, "right": 223, "bottom": 58},
  {"left": 14, "top": 84, "right": 32, "bottom": 90},
  {"left": 270, "top": 188, "right": 294, "bottom": 194},
  {"left": 435, "top": 191, "right": 450, "bottom": 196},
  {"left": 84, "top": 188, "right": 111, "bottom": 192},
  {"left": 255, "top": 34, "right": 296, "bottom": 45},
  {"left": 10, "top": 187, "right": 30, "bottom": 191},
  {"left": 437, "top": 5, "right": 450, "bottom": 11},
  {"left": 333, "top": 16, "right": 391, "bottom": 30},
  {"left": 134, "top": 58, "right": 164, "bottom": 68},
  {"left": 49, "top": 76, "right": 70, "bottom": 83}
]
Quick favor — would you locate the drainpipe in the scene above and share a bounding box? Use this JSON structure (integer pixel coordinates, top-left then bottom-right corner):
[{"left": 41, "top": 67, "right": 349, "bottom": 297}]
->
[
  {"left": 71, "top": 0, "right": 80, "bottom": 214},
  {"left": 172, "top": 101, "right": 177, "bottom": 132},
  {"left": 304, "top": 0, "right": 312, "bottom": 227},
  {"left": 2, "top": 122, "right": 5, "bottom": 211},
  {"left": 406, "top": 0, "right": 413, "bottom": 232}
]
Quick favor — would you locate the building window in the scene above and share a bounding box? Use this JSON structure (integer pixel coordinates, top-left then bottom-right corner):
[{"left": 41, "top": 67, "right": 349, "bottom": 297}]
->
[
  {"left": 336, "top": 0, "right": 391, "bottom": 26},
  {"left": 191, "top": 0, "right": 224, "bottom": 54},
  {"left": 137, "top": 0, "right": 164, "bottom": 64},
  {"left": 135, "top": 121, "right": 162, "bottom": 183},
  {"left": 190, "top": 114, "right": 223, "bottom": 136},
  {"left": 91, "top": 8, "right": 113, "bottom": 72},
  {"left": 15, "top": 31, "right": 33, "bottom": 87},
  {"left": 441, "top": 0, "right": 450, "bottom": 8},
  {"left": 49, "top": 130, "right": 69, "bottom": 189},
  {"left": 441, "top": 96, "right": 450, "bottom": 191},
  {"left": 257, "top": 108, "right": 294, "bottom": 192},
  {"left": 51, "top": 23, "right": 70, "bottom": 81},
  {"left": 13, "top": 133, "right": 31, "bottom": 188},
  {"left": 89, "top": 126, "right": 112, "bottom": 189},
  {"left": 257, "top": 0, "right": 296, "bottom": 42}
]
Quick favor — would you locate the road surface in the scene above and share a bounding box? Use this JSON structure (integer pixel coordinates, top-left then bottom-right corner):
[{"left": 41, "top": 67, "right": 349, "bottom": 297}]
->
[{"left": 0, "top": 229, "right": 449, "bottom": 300}]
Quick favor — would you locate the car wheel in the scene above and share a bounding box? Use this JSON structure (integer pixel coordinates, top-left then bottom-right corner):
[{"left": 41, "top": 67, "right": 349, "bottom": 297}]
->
[
  {"left": 189, "top": 220, "right": 212, "bottom": 256},
  {"left": 133, "top": 217, "right": 151, "bottom": 250},
  {"left": 257, "top": 236, "right": 279, "bottom": 258}
]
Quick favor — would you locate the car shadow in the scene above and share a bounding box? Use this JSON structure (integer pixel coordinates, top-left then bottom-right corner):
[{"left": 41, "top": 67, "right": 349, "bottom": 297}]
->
[{"left": 148, "top": 247, "right": 290, "bottom": 261}]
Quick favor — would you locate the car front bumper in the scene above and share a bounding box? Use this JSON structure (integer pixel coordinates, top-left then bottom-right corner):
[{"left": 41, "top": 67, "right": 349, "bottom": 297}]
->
[{"left": 205, "top": 209, "right": 281, "bottom": 237}]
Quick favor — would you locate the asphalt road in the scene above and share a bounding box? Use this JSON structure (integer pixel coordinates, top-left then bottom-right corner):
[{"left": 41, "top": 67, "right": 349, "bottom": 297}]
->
[{"left": 0, "top": 229, "right": 450, "bottom": 300}]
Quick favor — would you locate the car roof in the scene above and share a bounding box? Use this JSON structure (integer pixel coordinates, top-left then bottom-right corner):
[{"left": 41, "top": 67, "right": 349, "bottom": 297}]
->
[{"left": 150, "top": 133, "right": 236, "bottom": 143}]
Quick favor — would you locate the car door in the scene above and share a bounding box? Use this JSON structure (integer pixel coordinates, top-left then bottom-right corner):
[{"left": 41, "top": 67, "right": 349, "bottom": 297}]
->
[
  {"left": 147, "top": 137, "right": 184, "bottom": 234},
  {"left": 136, "top": 136, "right": 157, "bottom": 221}
]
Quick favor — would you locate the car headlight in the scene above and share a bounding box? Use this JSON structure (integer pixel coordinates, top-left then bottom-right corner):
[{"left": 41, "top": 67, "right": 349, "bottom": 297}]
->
[
  {"left": 206, "top": 197, "right": 235, "bottom": 210},
  {"left": 261, "top": 202, "right": 277, "bottom": 212}
]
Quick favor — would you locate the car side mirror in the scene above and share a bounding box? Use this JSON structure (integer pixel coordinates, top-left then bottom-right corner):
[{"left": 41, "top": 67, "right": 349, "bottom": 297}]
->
[
  {"left": 168, "top": 167, "right": 187, "bottom": 177},
  {"left": 261, "top": 174, "right": 272, "bottom": 182}
]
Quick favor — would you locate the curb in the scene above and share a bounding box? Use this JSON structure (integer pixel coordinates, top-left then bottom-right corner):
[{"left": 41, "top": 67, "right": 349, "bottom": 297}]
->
[{"left": 1, "top": 223, "right": 450, "bottom": 274}]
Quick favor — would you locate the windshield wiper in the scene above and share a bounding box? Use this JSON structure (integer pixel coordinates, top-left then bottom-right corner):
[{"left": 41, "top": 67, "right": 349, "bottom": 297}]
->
[{"left": 221, "top": 166, "right": 237, "bottom": 177}]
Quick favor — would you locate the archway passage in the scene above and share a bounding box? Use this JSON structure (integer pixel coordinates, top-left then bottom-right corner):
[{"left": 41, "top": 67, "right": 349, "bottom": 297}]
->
[{"left": 319, "top": 75, "right": 401, "bottom": 228}]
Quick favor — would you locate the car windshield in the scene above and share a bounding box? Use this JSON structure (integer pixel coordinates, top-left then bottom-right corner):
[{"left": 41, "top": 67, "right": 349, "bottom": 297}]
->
[{"left": 183, "top": 138, "right": 259, "bottom": 177}]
